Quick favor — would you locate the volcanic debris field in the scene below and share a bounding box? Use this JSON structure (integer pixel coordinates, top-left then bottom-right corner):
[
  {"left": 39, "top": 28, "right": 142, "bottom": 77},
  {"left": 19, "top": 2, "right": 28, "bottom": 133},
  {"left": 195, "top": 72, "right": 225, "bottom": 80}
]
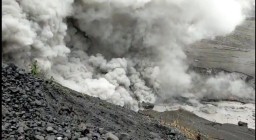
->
[{"left": 2, "top": 63, "right": 187, "bottom": 140}]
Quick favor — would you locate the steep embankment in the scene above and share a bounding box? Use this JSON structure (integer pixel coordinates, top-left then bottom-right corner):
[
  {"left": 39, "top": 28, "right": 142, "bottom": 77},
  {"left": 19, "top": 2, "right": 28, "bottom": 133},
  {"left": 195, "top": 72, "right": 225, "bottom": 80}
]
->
[{"left": 2, "top": 63, "right": 186, "bottom": 140}]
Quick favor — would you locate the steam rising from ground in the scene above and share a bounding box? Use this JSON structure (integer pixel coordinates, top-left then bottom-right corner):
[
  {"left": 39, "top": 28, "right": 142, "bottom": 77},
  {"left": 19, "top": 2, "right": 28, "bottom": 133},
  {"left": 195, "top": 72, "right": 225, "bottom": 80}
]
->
[{"left": 2, "top": 0, "right": 255, "bottom": 111}]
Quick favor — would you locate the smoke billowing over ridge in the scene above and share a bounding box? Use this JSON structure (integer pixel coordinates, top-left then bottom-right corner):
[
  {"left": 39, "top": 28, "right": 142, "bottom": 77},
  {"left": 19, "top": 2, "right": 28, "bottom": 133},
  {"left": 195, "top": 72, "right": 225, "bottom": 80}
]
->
[{"left": 2, "top": 0, "right": 255, "bottom": 111}]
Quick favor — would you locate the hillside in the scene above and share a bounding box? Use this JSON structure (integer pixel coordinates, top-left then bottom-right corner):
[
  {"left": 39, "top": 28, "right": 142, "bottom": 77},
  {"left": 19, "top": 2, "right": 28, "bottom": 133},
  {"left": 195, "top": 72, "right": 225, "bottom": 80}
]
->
[
  {"left": 2, "top": 63, "right": 186, "bottom": 140},
  {"left": 3, "top": 63, "right": 255, "bottom": 140},
  {"left": 186, "top": 19, "right": 255, "bottom": 77}
]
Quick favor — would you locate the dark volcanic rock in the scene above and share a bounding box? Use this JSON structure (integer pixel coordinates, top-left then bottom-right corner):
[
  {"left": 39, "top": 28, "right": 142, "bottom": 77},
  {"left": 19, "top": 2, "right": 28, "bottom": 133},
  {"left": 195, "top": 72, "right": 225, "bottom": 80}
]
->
[
  {"left": 238, "top": 121, "right": 248, "bottom": 127},
  {"left": 141, "top": 101, "right": 154, "bottom": 110},
  {"left": 2, "top": 63, "right": 186, "bottom": 140}
]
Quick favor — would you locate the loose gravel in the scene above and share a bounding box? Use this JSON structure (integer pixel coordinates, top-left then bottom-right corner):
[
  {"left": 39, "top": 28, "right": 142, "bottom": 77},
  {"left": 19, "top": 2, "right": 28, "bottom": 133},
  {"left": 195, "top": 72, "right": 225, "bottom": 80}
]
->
[{"left": 2, "top": 63, "right": 187, "bottom": 140}]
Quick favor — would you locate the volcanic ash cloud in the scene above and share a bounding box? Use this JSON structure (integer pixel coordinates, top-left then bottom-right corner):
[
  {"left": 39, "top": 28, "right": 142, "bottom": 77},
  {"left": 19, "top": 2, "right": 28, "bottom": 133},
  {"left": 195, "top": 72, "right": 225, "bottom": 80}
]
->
[{"left": 2, "top": 0, "right": 255, "bottom": 111}]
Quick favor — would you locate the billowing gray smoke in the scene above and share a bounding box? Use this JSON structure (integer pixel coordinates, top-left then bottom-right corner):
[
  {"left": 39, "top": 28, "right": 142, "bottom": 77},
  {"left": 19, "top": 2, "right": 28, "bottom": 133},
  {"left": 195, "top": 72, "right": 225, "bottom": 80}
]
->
[{"left": 2, "top": 0, "right": 255, "bottom": 111}]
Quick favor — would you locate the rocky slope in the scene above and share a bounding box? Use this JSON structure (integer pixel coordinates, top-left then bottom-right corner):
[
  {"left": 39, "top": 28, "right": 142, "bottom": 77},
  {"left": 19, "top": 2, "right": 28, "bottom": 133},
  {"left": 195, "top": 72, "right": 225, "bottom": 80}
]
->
[
  {"left": 186, "top": 19, "right": 255, "bottom": 77},
  {"left": 2, "top": 63, "right": 186, "bottom": 140}
]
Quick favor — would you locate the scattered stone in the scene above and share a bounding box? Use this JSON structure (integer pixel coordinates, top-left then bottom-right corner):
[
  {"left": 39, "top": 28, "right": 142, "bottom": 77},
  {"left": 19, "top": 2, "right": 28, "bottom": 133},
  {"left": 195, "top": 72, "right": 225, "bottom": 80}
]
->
[
  {"left": 78, "top": 137, "right": 89, "bottom": 140},
  {"left": 35, "top": 135, "right": 45, "bottom": 140},
  {"left": 53, "top": 130, "right": 58, "bottom": 134},
  {"left": 34, "top": 100, "right": 43, "bottom": 106},
  {"left": 46, "top": 126, "right": 54, "bottom": 132},
  {"left": 17, "top": 127, "right": 24, "bottom": 133},
  {"left": 74, "top": 132, "right": 81, "bottom": 138},
  {"left": 86, "top": 133, "right": 92, "bottom": 139},
  {"left": 18, "top": 70, "right": 25, "bottom": 75},
  {"left": 106, "top": 132, "right": 119, "bottom": 140},
  {"left": 118, "top": 133, "right": 130, "bottom": 140},
  {"left": 35, "top": 82, "right": 40, "bottom": 87},
  {"left": 56, "top": 137, "right": 63, "bottom": 140},
  {"left": 63, "top": 132, "right": 71, "bottom": 139},
  {"left": 97, "top": 128, "right": 105, "bottom": 134},
  {"left": 2, "top": 105, "right": 8, "bottom": 116},
  {"left": 78, "top": 122, "right": 87, "bottom": 131},
  {"left": 45, "top": 135, "right": 55, "bottom": 140},
  {"left": 150, "top": 132, "right": 161, "bottom": 139}
]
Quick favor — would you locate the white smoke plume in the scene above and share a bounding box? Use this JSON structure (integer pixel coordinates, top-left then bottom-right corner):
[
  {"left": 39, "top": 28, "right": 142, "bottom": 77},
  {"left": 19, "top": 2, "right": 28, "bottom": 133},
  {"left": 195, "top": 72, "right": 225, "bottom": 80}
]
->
[{"left": 2, "top": 0, "right": 255, "bottom": 111}]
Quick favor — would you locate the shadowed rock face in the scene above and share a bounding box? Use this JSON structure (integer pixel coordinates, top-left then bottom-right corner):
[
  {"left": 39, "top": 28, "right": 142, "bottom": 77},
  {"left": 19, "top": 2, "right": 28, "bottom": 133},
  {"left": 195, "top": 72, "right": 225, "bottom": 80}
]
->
[
  {"left": 186, "top": 19, "right": 255, "bottom": 77},
  {"left": 2, "top": 63, "right": 187, "bottom": 140}
]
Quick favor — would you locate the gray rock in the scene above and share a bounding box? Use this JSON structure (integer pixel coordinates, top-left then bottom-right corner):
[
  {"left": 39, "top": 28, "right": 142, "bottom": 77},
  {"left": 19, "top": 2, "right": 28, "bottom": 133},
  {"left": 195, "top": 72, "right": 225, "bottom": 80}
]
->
[
  {"left": 63, "top": 132, "right": 71, "bottom": 139},
  {"left": 14, "top": 104, "right": 19, "bottom": 108},
  {"left": 2, "top": 125, "right": 6, "bottom": 131},
  {"left": 22, "top": 95, "right": 28, "bottom": 99},
  {"left": 119, "top": 133, "right": 130, "bottom": 140},
  {"left": 46, "top": 126, "right": 54, "bottom": 132},
  {"left": 97, "top": 128, "right": 105, "bottom": 134},
  {"left": 53, "top": 130, "right": 58, "bottom": 134},
  {"left": 45, "top": 135, "right": 55, "bottom": 140},
  {"left": 34, "top": 100, "right": 42, "bottom": 106},
  {"left": 2, "top": 105, "right": 8, "bottom": 116},
  {"left": 141, "top": 101, "right": 154, "bottom": 109},
  {"left": 10, "top": 126, "right": 16, "bottom": 129},
  {"left": 56, "top": 137, "right": 63, "bottom": 140},
  {"left": 2, "top": 123, "right": 11, "bottom": 131},
  {"left": 65, "top": 129, "right": 71, "bottom": 133},
  {"left": 34, "top": 82, "right": 40, "bottom": 87},
  {"left": 150, "top": 132, "right": 162, "bottom": 139},
  {"left": 106, "top": 132, "right": 119, "bottom": 140},
  {"left": 18, "top": 135, "right": 25, "bottom": 140},
  {"left": 2, "top": 63, "right": 8, "bottom": 69},
  {"left": 18, "top": 121, "right": 27, "bottom": 127},
  {"left": 5, "top": 98, "right": 11, "bottom": 102},
  {"left": 86, "top": 133, "right": 92, "bottom": 139},
  {"left": 35, "top": 135, "right": 45, "bottom": 140},
  {"left": 78, "top": 137, "right": 89, "bottom": 140},
  {"left": 18, "top": 70, "right": 25, "bottom": 75},
  {"left": 10, "top": 87, "right": 19, "bottom": 93},
  {"left": 78, "top": 123, "right": 87, "bottom": 131},
  {"left": 17, "top": 127, "right": 24, "bottom": 133},
  {"left": 74, "top": 132, "right": 81, "bottom": 139}
]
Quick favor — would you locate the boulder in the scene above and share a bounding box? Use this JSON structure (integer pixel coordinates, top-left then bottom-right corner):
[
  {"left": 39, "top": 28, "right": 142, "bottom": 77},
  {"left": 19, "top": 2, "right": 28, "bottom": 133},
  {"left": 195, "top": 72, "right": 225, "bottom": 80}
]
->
[
  {"left": 238, "top": 121, "right": 248, "bottom": 127},
  {"left": 141, "top": 102, "right": 154, "bottom": 110}
]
